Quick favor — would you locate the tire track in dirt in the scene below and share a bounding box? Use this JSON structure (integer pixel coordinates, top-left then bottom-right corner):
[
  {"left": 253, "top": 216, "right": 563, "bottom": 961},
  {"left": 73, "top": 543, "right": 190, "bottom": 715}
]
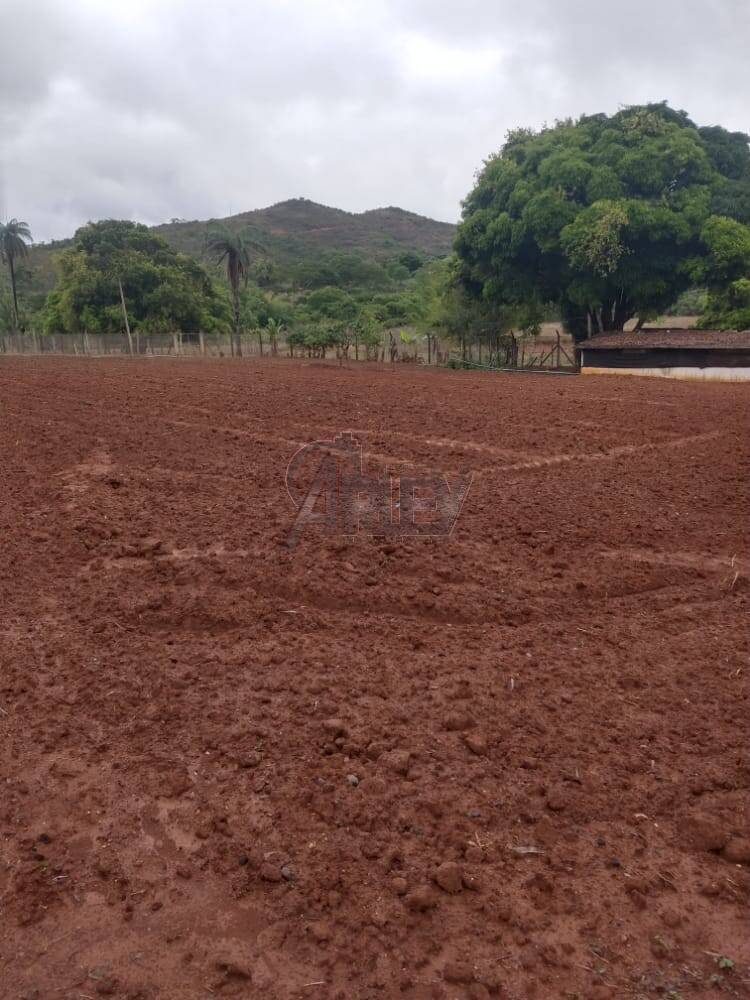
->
[
  {"left": 599, "top": 547, "right": 748, "bottom": 578},
  {"left": 285, "top": 420, "right": 707, "bottom": 470},
  {"left": 499, "top": 429, "right": 721, "bottom": 472},
  {"left": 160, "top": 416, "right": 458, "bottom": 478}
]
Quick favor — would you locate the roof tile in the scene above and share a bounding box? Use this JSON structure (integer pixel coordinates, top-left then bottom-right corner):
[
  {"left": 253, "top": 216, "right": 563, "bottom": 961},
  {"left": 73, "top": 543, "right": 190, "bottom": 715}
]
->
[{"left": 580, "top": 328, "right": 750, "bottom": 350}]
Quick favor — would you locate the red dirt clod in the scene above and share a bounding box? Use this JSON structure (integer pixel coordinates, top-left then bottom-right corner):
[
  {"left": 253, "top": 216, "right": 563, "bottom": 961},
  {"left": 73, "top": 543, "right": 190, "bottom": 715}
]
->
[
  {"left": 682, "top": 813, "right": 730, "bottom": 852},
  {"left": 723, "top": 838, "right": 750, "bottom": 864},
  {"left": 406, "top": 885, "right": 437, "bottom": 912},
  {"left": 434, "top": 861, "right": 464, "bottom": 894}
]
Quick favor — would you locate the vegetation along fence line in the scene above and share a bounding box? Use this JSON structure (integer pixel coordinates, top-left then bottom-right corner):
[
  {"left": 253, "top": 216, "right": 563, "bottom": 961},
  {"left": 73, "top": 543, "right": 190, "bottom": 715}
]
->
[
  {"left": 0, "top": 331, "right": 260, "bottom": 357},
  {"left": 1, "top": 330, "right": 580, "bottom": 370}
]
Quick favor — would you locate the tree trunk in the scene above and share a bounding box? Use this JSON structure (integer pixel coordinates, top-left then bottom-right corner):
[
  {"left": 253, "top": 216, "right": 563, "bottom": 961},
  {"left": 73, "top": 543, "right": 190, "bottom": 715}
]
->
[
  {"left": 613, "top": 298, "right": 631, "bottom": 331},
  {"left": 257, "top": 329, "right": 263, "bottom": 355},
  {"left": 232, "top": 284, "right": 242, "bottom": 358},
  {"left": 8, "top": 255, "right": 19, "bottom": 330}
]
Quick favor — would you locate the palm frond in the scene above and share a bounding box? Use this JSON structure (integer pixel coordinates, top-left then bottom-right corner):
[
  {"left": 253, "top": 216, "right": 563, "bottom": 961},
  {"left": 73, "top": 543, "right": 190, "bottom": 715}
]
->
[
  {"left": 0, "top": 219, "right": 33, "bottom": 259},
  {"left": 206, "top": 225, "right": 252, "bottom": 291}
]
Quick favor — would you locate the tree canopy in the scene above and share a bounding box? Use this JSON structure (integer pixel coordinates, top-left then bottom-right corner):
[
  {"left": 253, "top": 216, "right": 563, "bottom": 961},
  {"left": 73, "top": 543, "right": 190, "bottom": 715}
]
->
[
  {"left": 692, "top": 215, "right": 750, "bottom": 330},
  {"left": 43, "top": 220, "right": 228, "bottom": 336},
  {"left": 454, "top": 103, "right": 750, "bottom": 339}
]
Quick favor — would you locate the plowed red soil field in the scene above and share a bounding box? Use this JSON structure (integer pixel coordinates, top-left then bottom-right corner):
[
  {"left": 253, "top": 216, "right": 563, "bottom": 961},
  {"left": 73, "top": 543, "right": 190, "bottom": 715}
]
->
[{"left": 1, "top": 356, "right": 748, "bottom": 1000}]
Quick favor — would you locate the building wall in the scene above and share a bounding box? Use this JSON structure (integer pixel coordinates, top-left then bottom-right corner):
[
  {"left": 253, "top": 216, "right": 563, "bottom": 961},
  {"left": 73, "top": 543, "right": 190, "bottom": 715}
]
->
[{"left": 581, "top": 366, "right": 750, "bottom": 382}]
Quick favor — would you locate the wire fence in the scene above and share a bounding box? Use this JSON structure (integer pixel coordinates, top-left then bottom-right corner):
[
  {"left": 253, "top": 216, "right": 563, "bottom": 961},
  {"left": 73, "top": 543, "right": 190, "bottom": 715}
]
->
[
  {"left": 0, "top": 329, "right": 580, "bottom": 371},
  {"left": 0, "top": 331, "right": 261, "bottom": 357}
]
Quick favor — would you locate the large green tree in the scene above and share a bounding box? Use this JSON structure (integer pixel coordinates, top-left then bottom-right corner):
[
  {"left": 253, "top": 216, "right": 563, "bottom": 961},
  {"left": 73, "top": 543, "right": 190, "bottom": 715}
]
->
[
  {"left": 0, "top": 219, "right": 33, "bottom": 330},
  {"left": 43, "top": 220, "right": 228, "bottom": 341},
  {"left": 455, "top": 103, "right": 750, "bottom": 340},
  {"left": 694, "top": 216, "right": 750, "bottom": 330}
]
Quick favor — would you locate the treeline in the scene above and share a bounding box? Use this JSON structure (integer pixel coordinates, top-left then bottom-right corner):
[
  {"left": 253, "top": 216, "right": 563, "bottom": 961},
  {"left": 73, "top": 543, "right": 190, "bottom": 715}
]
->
[
  {"left": 2, "top": 216, "right": 540, "bottom": 361},
  {"left": 4, "top": 102, "right": 750, "bottom": 353},
  {"left": 1, "top": 218, "right": 467, "bottom": 357}
]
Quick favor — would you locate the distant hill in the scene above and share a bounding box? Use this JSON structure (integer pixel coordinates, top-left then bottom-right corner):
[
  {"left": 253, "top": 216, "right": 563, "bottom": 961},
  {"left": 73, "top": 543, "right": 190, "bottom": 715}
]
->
[
  {"left": 15, "top": 199, "right": 456, "bottom": 307},
  {"left": 153, "top": 198, "right": 456, "bottom": 263}
]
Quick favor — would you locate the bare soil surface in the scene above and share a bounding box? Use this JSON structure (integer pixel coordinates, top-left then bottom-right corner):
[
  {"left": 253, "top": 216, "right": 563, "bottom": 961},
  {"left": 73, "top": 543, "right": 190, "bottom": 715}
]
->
[{"left": 0, "top": 356, "right": 748, "bottom": 1000}]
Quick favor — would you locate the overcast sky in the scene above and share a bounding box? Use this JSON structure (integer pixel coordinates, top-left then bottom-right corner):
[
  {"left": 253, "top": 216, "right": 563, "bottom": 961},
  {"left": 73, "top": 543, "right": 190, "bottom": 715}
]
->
[{"left": 2, "top": 0, "right": 748, "bottom": 242}]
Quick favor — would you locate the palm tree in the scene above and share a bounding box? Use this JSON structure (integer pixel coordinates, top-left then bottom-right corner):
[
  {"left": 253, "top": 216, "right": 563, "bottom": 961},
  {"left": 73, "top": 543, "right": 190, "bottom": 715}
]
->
[
  {"left": 265, "top": 316, "right": 284, "bottom": 356},
  {"left": 0, "top": 219, "right": 32, "bottom": 330},
  {"left": 206, "top": 227, "right": 250, "bottom": 358}
]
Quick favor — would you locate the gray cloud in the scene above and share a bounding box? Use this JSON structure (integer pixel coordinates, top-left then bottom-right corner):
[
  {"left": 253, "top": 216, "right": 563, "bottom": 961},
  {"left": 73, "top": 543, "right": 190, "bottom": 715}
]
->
[{"left": 1, "top": 0, "right": 748, "bottom": 241}]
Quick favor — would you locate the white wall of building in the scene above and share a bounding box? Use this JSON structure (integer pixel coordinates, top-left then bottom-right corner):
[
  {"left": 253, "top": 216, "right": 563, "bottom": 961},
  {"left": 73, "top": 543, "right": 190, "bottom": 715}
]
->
[{"left": 581, "top": 366, "right": 750, "bottom": 381}]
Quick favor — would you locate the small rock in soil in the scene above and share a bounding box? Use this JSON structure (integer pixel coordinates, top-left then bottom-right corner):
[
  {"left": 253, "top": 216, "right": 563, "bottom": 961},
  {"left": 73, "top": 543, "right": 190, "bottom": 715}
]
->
[
  {"left": 260, "top": 862, "right": 283, "bottom": 882},
  {"left": 464, "top": 733, "right": 487, "bottom": 756},
  {"left": 391, "top": 876, "right": 408, "bottom": 896}
]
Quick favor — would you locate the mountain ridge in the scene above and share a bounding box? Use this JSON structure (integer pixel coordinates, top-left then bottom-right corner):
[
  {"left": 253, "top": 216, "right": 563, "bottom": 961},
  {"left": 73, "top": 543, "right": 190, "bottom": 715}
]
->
[
  {"left": 15, "top": 198, "right": 456, "bottom": 310},
  {"left": 151, "top": 197, "right": 456, "bottom": 262}
]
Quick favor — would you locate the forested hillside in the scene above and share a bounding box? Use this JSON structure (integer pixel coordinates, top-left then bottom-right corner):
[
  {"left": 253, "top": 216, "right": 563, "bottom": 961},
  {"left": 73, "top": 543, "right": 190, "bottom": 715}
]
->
[
  {"left": 154, "top": 198, "right": 455, "bottom": 263},
  {"left": 9, "top": 199, "right": 455, "bottom": 315}
]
